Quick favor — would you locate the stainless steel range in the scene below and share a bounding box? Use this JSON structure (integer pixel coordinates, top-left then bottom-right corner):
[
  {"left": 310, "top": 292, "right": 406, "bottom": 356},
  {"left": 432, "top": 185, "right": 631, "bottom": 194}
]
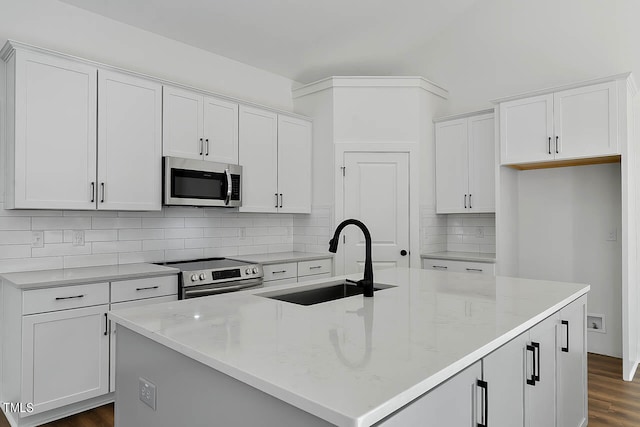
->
[{"left": 156, "top": 258, "right": 263, "bottom": 299}]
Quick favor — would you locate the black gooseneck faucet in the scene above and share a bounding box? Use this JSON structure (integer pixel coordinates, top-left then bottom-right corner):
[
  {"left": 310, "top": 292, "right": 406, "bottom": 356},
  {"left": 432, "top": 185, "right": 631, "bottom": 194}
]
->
[{"left": 328, "top": 219, "right": 374, "bottom": 297}]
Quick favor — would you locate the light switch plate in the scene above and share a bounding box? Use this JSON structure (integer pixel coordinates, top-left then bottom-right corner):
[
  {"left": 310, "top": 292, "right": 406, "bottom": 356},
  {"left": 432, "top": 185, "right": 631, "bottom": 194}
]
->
[
  {"left": 607, "top": 229, "right": 617, "bottom": 241},
  {"left": 139, "top": 377, "right": 156, "bottom": 410},
  {"left": 31, "top": 231, "right": 44, "bottom": 248}
]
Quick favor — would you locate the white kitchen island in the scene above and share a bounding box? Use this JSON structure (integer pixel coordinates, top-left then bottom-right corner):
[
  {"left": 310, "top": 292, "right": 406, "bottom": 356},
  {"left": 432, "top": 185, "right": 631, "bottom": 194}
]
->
[{"left": 109, "top": 267, "right": 589, "bottom": 427}]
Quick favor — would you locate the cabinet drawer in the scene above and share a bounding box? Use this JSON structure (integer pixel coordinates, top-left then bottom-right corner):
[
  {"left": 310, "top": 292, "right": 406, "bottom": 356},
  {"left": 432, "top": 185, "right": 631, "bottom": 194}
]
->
[
  {"left": 263, "top": 262, "right": 297, "bottom": 281},
  {"left": 423, "top": 259, "right": 495, "bottom": 275},
  {"left": 110, "top": 275, "right": 178, "bottom": 303},
  {"left": 262, "top": 277, "right": 298, "bottom": 288},
  {"left": 23, "top": 282, "right": 110, "bottom": 315},
  {"left": 298, "top": 258, "right": 332, "bottom": 277}
]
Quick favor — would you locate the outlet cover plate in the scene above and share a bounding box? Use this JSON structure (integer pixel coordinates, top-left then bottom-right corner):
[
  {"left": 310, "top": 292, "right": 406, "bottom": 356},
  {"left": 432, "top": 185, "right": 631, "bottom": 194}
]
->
[
  {"left": 139, "top": 377, "right": 156, "bottom": 410},
  {"left": 31, "top": 231, "right": 44, "bottom": 248}
]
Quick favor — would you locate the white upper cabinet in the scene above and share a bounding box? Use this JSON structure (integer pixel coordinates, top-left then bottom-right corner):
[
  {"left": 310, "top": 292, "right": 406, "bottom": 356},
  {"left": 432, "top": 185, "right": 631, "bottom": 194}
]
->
[
  {"left": 163, "top": 85, "right": 239, "bottom": 164},
  {"left": 5, "top": 49, "right": 97, "bottom": 210},
  {"left": 97, "top": 70, "right": 162, "bottom": 211},
  {"left": 277, "top": 115, "right": 312, "bottom": 214},
  {"left": 500, "top": 80, "right": 619, "bottom": 166},
  {"left": 239, "top": 106, "right": 279, "bottom": 213},
  {"left": 239, "top": 106, "right": 312, "bottom": 214},
  {"left": 435, "top": 111, "right": 495, "bottom": 214}
]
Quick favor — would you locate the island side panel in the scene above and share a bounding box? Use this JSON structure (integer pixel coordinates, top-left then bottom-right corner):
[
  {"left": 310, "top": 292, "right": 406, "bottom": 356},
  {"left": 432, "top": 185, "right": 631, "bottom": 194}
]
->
[{"left": 114, "top": 326, "right": 335, "bottom": 427}]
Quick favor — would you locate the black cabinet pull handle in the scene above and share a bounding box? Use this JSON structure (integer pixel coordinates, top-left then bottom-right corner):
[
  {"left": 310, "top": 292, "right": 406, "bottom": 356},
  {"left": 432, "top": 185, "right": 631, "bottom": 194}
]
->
[
  {"left": 90, "top": 182, "right": 95, "bottom": 203},
  {"left": 309, "top": 266, "right": 322, "bottom": 269},
  {"left": 275, "top": 193, "right": 278, "bottom": 208},
  {"left": 561, "top": 320, "right": 569, "bottom": 352},
  {"left": 469, "top": 194, "right": 472, "bottom": 209},
  {"left": 464, "top": 194, "right": 467, "bottom": 209},
  {"left": 136, "top": 286, "right": 159, "bottom": 291},
  {"left": 205, "top": 138, "right": 209, "bottom": 156},
  {"left": 477, "top": 379, "right": 488, "bottom": 427},
  {"left": 548, "top": 137, "right": 551, "bottom": 154},
  {"left": 556, "top": 136, "right": 559, "bottom": 154},
  {"left": 104, "top": 313, "right": 108, "bottom": 336},
  {"left": 199, "top": 138, "right": 203, "bottom": 155},
  {"left": 466, "top": 268, "right": 483, "bottom": 272},
  {"left": 526, "top": 344, "right": 536, "bottom": 386},
  {"left": 432, "top": 265, "right": 447, "bottom": 269},
  {"left": 532, "top": 341, "right": 540, "bottom": 381},
  {"left": 279, "top": 193, "right": 283, "bottom": 208},
  {"left": 100, "top": 182, "right": 105, "bottom": 203},
  {"left": 273, "top": 270, "right": 287, "bottom": 274},
  {"left": 55, "top": 294, "right": 84, "bottom": 300}
]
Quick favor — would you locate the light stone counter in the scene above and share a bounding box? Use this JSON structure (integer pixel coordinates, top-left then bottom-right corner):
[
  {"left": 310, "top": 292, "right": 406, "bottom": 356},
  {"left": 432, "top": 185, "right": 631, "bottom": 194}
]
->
[
  {"left": 109, "top": 267, "right": 588, "bottom": 427},
  {"left": 0, "top": 263, "right": 178, "bottom": 289}
]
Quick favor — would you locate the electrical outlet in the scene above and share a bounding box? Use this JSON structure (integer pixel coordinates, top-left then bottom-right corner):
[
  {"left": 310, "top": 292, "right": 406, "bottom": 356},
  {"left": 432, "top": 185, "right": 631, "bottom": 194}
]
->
[
  {"left": 475, "top": 227, "right": 484, "bottom": 238},
  {"left": 72, "top": 230, "right": 85, "bottom": 246},
  {"left": 238, "top": 227, "right": 246, "bottom": 240},
  {"left": 31, "top": 231, "right": 44, "bottom": 248},
  {"left": 139, "top": 377, "right": 156, "bottom": 410},
  {"left": 607, "top": 229, "right": 617, "bottom": 241}
]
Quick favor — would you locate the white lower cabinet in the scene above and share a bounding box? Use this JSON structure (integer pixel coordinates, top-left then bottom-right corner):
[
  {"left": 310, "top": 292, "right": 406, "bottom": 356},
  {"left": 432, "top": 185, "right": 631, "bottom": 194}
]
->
[
  {"left": 422, "top": 258, "right": 496, "bottom": 275},
  {"left": 22, "top": 304, "right": 110, "bottom": 416},
  {"left": 262, "top": 258, "right": 333, "bottom": 287},
  {"left": 378, "top": 296, "right": 586, "bottom": 427}
]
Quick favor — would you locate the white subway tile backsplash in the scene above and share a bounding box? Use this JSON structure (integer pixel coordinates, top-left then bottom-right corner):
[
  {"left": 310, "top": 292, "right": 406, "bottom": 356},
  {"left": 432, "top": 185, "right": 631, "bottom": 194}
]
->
[
  {"left": 165, "top": 248, "right": 204, "bottom": 261},
  {"left": 0, "top": 230, "right": 34, "bottom": 244},
  {"left": 0, "top": 217, "right": 31, "bottom": 230},
  {"left": 92, "top": 241, "right": 142, "bottom": 254},
  {"left": 204, "top": 247, "right": 239, "bottom": 258},
  {"left": 64, "top": 254, "right": 118, "bottom": 269},
  {"left": 203, "top": 227, "right": 239, "bottom": 238},
  {"left": 118, "top": 210, "right": 164, "bottom": 218},
  {"left": 44, "top": 230, "right": 64, "bottom": 244},
  {"left": 63, "top": 210, "right": 117, "bottom": 217},
  {"left": 92, "top": 217, "right": 141, "bottom": 229},
  {"left": 32, "top": 243, "right": 92, "bottom": 257},
  {"left": 142, "top": 217, "right": 185, "bottom": 229},
  {"left": 0, "top": 256, "right": 63, "bottom": 273},
  {"left": 118, "top": 228, "right": 164, "bottom": 241},
  {"left": 142, "top": 239, "right": 184, "bottom": 251},
  {"left": 0, "top": 245, "right": 32, "bottom": 259},
  {"left": 420, "top": 208, "right": 495, "bottom": 255},
  {"left": 164, "top": 228, "right": 204, "bottom": 239},
  {"left": 221, "top": 218, "right": 254, "bottom": 228},
  {"left": 118, "top": 251, "right": 164, "bottom": 264},
  {"left": 163, "top": 206, "right": 205, "bottom": 217},
  {"left": 184, "top": 217, "right": 222, "bottom": 228},
  {"left": 32, "top": 217, "right": 91, "bottom": 230}
]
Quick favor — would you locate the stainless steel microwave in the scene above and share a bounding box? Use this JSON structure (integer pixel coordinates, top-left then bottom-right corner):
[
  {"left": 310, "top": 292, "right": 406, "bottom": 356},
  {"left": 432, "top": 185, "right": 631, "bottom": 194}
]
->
[{"left": 163, "top": 157, "right": 242, "bottom": 207}]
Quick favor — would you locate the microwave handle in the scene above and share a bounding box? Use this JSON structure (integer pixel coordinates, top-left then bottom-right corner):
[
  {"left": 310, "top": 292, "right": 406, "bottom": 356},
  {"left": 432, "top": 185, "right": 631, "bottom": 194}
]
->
[{"left": 224, "top": 168, "right": 232, "bottom": 205}]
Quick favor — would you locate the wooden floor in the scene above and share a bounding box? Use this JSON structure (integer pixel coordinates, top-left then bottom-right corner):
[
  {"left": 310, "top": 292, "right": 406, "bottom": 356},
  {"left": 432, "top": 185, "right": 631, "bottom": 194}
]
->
[{"left": 0, "top": 353, "right": 638, "bottom": 426}]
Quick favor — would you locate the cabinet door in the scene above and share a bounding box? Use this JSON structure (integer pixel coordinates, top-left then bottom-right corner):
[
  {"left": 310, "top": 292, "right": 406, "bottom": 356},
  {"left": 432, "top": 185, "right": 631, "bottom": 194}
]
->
[
  {"left": 377, "top": 361, "right": 481, "bottom": 426},
  {"left": 554, "top": 82, "right": 618, "bottom": 159},
  {"left": 11, "top": 50, "right": 97, "bottom": 209},
  {"left": 557, "top": 296, "right": 587, "bottom": 427},
  {"left": 525, "top": 314, "right": 558, "bottom": 427},
  {"left": 109, "top": 295, "right": 177, "bottom": 392},
  {"left": 500, "top": 94, "right": 553, "bottom": 165},
  {"left": 162, "top": 86, "right": 203, "bottom": 160},
  {"left": 203, "top": 96, "right": 239, "bottom": 164},
  {"left": 238, "top": 106, "right": 278, "bottom": 213},
  {"left": 483, "top": 332, "right": 527, "bottom": 427},
  {"left": 277, "top": 115, "right": 312, "bottom": 213},
  {"left": 97, "top": 70, "right": 162, "bottom": 211},
  {"left": 468, "top": 113, "right": 495, "bottom": 213},
  {"left": 435, "top": 118, "right": 469, "bottom": 213},
  {"left": 22, "top": 304, "right": 109, "bottom": 415}
]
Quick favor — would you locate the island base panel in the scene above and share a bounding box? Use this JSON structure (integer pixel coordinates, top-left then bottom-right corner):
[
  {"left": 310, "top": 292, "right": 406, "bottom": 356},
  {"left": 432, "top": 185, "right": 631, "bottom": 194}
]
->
[{"left": 114, "top": 326, "right": 334, "bottom": 427}]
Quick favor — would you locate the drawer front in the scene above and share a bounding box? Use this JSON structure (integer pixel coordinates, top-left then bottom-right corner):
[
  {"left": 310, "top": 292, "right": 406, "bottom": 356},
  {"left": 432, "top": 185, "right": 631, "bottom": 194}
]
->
[
  {"left": 263, "top": 262, "right": 297, "bottom": 282},
  {"left": 298, "top": 272, "right": 332, "bottom": 283},
  {"left": 110, "top": 275, "right": 178, "bottom": 303},
  {"left": 297, "top": 258, "right": 332, "bottom": 277},
  {"left": 423, "top": 259, "right": 495, "bottom": 275},
  {"left": 23, "top": 282, "right": 110, "bottom": 315},
  {"left": 262, "top": 277, "right": 298, "bottom": 288}
]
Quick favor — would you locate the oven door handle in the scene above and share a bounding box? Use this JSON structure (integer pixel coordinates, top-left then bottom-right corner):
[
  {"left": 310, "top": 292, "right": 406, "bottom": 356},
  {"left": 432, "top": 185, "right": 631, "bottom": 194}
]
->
[
  {"left": 224, "top": 168, "right": 232, "bottom": 206},
  {"left": 183, "top": 280, "right": 263, "bottom": 298}
]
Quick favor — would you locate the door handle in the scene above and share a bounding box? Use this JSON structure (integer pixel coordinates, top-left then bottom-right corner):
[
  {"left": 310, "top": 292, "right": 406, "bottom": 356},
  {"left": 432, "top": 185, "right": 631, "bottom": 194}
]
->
[
  {"left": 561, "top": 320, "right": 569, "bottom": 352},
  {"left": 224, "top": 169, "right": 232, "bottom": 206},
  {"left": 90, "top": 182, "right": 95, "bottom": 203},
  {"left": 400, "top": 250, "right": 408, "bottom": 256},
  {"left": 100, "top": 183, "right": 105, "bottom": 203},
  {"left": 275, "top": 193, "right": 278, "bottom": 208},
  {"left": 469, "top": 194, "right": 472, "bottom": 209},
  {"left": 199, "top": 138, "right": 203, "bottom": 156},
  {"left": 464, "top": 194, "right": 467, "bottom": 209},
  {"left": 279, "top": 193, "right": 283, "bottom": 208},
  {"left": 548, "top": 137, "right": 551, "bottom": 154},
  {"left": 205, "top": 138, "right": 209, "bottom": 156},
  {"left": 555, "top": 136, "right": 559, "bottom": 154},
  {"left": 104, "top": 313, "right": 108, "bottom": 336},
  {"left": 432, "top": 265, "right": 447, "bottom": 269},
  {"left": 526, "top": 344, "right": 536, "bottom": 386},
  {"left": 477, "top": 379, "right": 488, "bottom": 427}
]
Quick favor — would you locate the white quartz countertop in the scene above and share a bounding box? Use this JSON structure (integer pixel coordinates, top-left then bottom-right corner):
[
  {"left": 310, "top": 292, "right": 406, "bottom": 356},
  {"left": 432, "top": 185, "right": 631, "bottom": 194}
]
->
[
  {"left": 232, "top": 251, "right": 333, "bottom": 265},
  {"left": 109, "top": 268, "right": 588, "bottom": 427},
  {"left": 421, "top": 251, "right": 496, "bottom": 263},
  {"left": 0, "top": 263, "right": 179, "bottom": 289}
]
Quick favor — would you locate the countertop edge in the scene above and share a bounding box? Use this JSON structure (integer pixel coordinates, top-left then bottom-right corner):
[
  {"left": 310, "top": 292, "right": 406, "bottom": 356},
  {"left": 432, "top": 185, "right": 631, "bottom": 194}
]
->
[
  {"left": 109, "top": 276, "right": 589, "bottom": 427},
  {"left": 420, "top": 253, "right": 496, "bottom": 263}
]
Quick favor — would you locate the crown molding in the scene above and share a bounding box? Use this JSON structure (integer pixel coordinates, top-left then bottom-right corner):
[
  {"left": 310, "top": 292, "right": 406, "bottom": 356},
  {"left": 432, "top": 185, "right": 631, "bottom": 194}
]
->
[
  {"left": 292, "top": 76, "right": 449, "bottom": 99},
  {"left": 433, "top": 108, "right": 495, "bottom": 123}
]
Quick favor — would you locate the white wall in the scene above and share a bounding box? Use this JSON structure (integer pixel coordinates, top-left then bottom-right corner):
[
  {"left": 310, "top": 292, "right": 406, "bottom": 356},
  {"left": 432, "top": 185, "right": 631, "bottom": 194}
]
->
[
  {"left": 516, "top": 164, "right": 622, "bottom": 356},
  {"left": 0, "top": 0, "right": 296, "bottom": 110},
  {"left": 407, "top": 0, "right": 640, "bottom": 115}
]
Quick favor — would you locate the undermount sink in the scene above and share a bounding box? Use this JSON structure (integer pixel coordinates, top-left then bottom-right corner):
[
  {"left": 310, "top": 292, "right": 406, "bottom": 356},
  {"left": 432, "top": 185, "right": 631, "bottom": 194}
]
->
[{"left": 260, "top": 281, "right": 396, "bottom": 306}]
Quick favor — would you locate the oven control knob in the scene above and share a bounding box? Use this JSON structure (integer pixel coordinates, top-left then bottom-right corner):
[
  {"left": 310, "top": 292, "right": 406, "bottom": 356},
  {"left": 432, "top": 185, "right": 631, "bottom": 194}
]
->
[
  {"left": 199, "top": 273, "right": 206, "bottom": 280},
  {"left": 245, "top": 268, "right": 251, "bottom": 275},
  {"left": 190, "top": 274, "right": 198, "bottom": 282},
  {"left": 252, "top": 267, "right": 259, "bottom": 274}
]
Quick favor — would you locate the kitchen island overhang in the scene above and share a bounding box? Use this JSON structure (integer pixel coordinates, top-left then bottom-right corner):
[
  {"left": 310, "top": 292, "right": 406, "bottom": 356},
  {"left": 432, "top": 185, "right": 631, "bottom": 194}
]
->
[{"left": 109, "top": 267, "right": 589, "bottom": 427}]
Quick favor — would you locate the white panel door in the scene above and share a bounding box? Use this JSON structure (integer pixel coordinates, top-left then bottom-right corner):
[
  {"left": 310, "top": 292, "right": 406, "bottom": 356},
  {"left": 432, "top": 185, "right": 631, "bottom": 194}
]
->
[
  {"left": 525, "top": 314, "right": 558, "bottom": 427},
  {"left": 22, "top": 305, "right": 109, "bottom": 415},
  {"left": 97, "top": 70, "right": 162, "bottom": 211},
  {"left": 435, "top": 119, "right": 468, "bottom": 213},
  {"left": 162, "top": 86, "right": 203, "bottom": 160},
  {"left": 557, "top": 296, "right": 587, "bottom": 427},
  {"left": 238, "top": 106, "right": 278, "bottom": 213},
  {"left": 343, "top": 152, "right": 410, "bottom": 274},
  {"left": 468, "top": 113, "right": 495, "bottom": 213},
  {"left": 109, "top": 295, "right": 177, "bottom": 392},
  {"left": 203, "top": 96, "right": 239, "bottom": 164},
  {"left": 13, "top": 50, "right": 97, "bottom": 209},
  {"left": 500, "top": 94, "right": 553, "bottom": 165},
  {"left": 554, "top": 82, "right": 618, "bottom": 159},
  {"left": 483, "top": 331, "right": 527, "bottom": 427},
  {"left": 277, "top": 115, "right": 312, "bottom": 214}
]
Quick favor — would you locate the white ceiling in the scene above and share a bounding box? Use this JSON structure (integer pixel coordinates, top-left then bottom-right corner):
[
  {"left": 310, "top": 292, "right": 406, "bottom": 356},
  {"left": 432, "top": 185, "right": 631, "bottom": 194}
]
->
[{"left": 59, "top": 0, "right": 481, "bottom": 83}]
